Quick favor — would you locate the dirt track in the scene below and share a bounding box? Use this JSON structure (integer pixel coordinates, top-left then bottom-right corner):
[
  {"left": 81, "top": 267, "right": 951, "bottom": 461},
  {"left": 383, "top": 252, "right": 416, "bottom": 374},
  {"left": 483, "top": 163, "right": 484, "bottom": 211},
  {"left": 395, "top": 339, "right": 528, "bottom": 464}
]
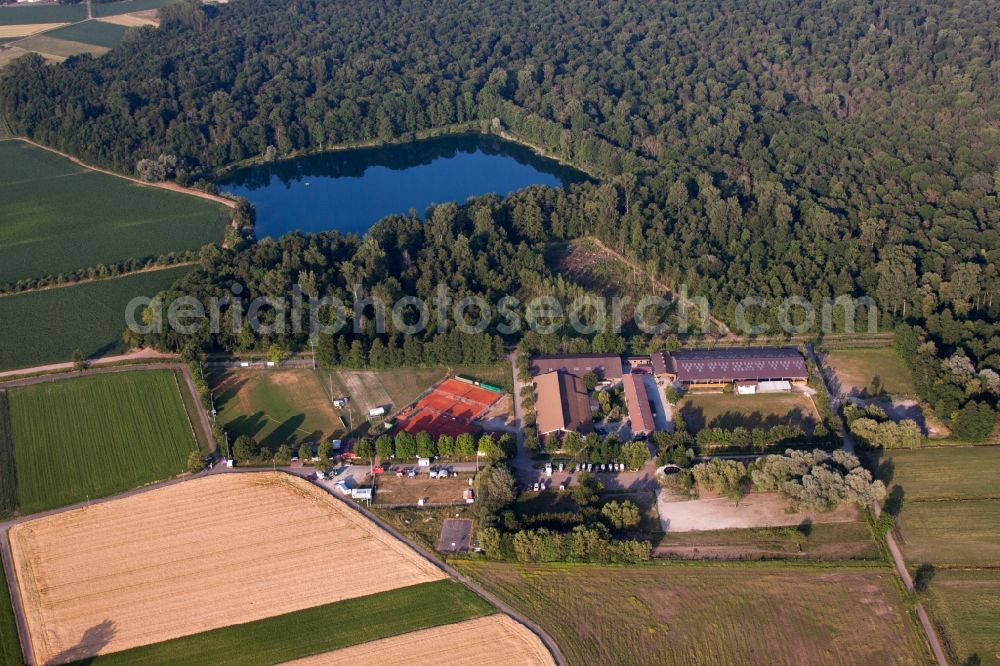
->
[
  {"left": 283, "top": 614, "right": 554, "bottom": 666},
  {"left": 9, "top": 473, "right": 444, "bottom": 664}
]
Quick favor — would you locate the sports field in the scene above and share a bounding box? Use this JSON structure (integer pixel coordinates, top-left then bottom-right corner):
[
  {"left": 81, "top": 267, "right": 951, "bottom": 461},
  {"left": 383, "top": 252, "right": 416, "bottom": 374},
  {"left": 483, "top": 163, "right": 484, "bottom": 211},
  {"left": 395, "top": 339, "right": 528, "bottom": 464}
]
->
[
  {"left": 211, "top": 369, "right": 347, "bottom": 449},
  {"left": 0, "top": 265, "right": 189, "bottom": 371},
  {"left": 876, "top": 446, "right": 1000, "bottom": 501},
  {"left": 924, "top": 569, "right": 1000, "bottom": 666},
  {"left": 0, "top": 563, "right": 22, "bottom": 666},
  {"left": 896, "top": 499, "right": 1000, "bottom": 567},
  {"left": 457, "top": 562, "right": 927, "bottom": 665},
  {"left": 679, "top": 391, "right": 819, "bottom": 433},
  {"left": 5, "top": 370, "right": 198, "bottom": 514},
  {"left": 90, "top": 580, "right": 493, "bottom": 666},
  {"left": 287, "top": 615, "right": 553, "bottom": 666},
  {"left": 823, "top": 347, "right": 916, "bottom": 397},
  {"left": 44, "top": 20, "right": 127, "bottom": 48},
  {"left": 0, "top": 141, "right": 229, "bottom": 284},
  {"left": 10, "top": 473, "right": 446, "bottom": 663}
]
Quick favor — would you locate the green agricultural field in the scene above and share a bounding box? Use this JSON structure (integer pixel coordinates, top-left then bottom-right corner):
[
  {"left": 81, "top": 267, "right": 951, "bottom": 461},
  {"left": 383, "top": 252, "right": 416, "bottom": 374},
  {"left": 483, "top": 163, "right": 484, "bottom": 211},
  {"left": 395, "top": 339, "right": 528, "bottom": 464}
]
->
[
  {"left": 44, "top": 20, "right": 127, "bottom": 48},
  {"left": 0, "top": 141, "right": 229, "bottom": 285},
  {"left": 823, "top": 347, "right": 916, "bottom": 398},
  {"left": 0, "top": 265, "right": 189, "bottom": 371},
  {"left": 211, "top": 369, "right": 348, "bottom": 450},
  {"left": 457, "top": 562, "right": 928, "bottom": 665},
  {"left": 925, "top": 569, "right": 1000, "bottom": 666},
  {"left": 896, "top": 499, "right": 1000, "bottom": 567},
  {"left": 875, "top": 446, "right": 1000, "bottom": 501},
  {"left": 0, "top": 563, "right": 22, "bottom": 666},
  {"left": 0, "top": 3, "right": 86, "bottom": 24},
  {"left": 6, "top": 370, "right": 198, "bottom": 514},
  {"left": 92, "top": 0, "right": 176, "bottom": 18},
  {"left": 90, "top": 580, "right": 493, "bottom": 665},
  {"left": 679, "top": 391, "right": 819, "bottom": 433}
]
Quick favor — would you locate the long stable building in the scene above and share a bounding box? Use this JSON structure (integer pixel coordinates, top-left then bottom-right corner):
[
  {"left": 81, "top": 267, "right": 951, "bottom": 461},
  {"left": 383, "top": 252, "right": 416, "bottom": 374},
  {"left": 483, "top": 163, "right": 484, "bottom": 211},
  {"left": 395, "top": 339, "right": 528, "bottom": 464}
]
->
[
  {"left": 534, "top": 370, "right": 594, "bottom": 436},
  {"left": 622, "top": 373, "right": 655, "bottom": 437},
  {"left": 530, "top": 354, "right": 624, "bottom": 381},
  {"left": 650, "top": 347, "right": 808, "bottom": 387}
]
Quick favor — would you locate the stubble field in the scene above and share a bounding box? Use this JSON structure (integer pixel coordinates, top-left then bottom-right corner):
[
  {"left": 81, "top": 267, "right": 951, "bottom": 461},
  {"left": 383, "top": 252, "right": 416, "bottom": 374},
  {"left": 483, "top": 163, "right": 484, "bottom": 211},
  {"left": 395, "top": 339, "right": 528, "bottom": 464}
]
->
[
  {"left": 10, "top": 473, "right": 445, "bottom": 664},
  {"left": 284, "top": 614, "right": 553, "bottom": 666}
]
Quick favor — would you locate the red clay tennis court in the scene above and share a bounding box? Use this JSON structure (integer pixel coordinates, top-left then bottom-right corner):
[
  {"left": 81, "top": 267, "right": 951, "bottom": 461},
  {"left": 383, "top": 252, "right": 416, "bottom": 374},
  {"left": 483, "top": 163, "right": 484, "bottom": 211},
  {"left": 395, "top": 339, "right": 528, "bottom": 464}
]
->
[{"left": 395, "top": 377, "right": 502, "bottom": 437}]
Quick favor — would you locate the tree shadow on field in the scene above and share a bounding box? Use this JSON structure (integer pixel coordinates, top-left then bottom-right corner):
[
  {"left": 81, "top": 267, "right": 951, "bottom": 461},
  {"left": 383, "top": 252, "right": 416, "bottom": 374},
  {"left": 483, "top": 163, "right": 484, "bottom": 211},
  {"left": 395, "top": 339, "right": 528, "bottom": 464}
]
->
[
  {"left": 226, "top": 411, "right": 269, "bottom": 441},
  {"left": 263, "top": 413, "right": 307, "bottom": 449},
  {"left": 49, "top": 619, "right": 116, "bottom": 665}
]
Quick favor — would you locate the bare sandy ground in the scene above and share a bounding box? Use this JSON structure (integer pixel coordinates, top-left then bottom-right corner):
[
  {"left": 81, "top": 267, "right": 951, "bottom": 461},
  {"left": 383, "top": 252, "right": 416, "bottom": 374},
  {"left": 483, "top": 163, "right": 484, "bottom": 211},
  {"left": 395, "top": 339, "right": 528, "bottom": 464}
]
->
[
  {"left": 658, "top": 491, "right": 858, "bottom": 532},
  {"left": 282, "top": 615, "right": 554, "bottom": 666},
  {"left": 10, "top": 473, "right": 444, "bottom": 664}
]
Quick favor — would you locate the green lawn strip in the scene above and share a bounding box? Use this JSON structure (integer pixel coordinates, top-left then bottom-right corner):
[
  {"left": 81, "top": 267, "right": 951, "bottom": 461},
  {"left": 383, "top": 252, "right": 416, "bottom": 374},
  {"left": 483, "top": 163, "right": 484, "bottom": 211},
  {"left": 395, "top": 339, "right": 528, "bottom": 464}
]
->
[
  {"left": 0, "top": 551, "right": 22, "bottom": 666},
  {"left": 0, "top": 142, "right": 229, "bottom": 284},
  {"left": 91, "top": 580, "right": 495, "bottom": 665},
  {"left": 44, "top": 20, "right": 127, "bottom": 48},
  {"left": 0, "top": 265, "right": 190, "bottom": 371},
  {"left": 8, "top": 370, "right": 197, "bottom": 514},
  {"left": 924, "top": 569, "right": 1000, "bottom": 666},
  {"left": 0, "top": 4, "right": 86, "bottom": 24},
  {"left": 0, "top": 391, "right": 15, "bottom": 518},
  {"left": 174, "top": 370, "right": 212, "bottom": 454}
]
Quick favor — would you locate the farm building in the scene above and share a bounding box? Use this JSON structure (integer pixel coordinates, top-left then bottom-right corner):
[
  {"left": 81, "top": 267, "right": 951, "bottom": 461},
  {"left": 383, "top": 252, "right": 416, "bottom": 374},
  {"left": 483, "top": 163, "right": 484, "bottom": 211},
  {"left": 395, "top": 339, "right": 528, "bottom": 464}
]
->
[
  {"left": 535, "top": 370, "right": 594, "bottom": 436},
  {"left": 622, "top": 374, "right": 655, "bottom": 436},
  {"left": 650, "top": 347, "right": 808, "bottom": 388},
  {"left": 530, "top": 353, "right": 624, "bottom": 381}
]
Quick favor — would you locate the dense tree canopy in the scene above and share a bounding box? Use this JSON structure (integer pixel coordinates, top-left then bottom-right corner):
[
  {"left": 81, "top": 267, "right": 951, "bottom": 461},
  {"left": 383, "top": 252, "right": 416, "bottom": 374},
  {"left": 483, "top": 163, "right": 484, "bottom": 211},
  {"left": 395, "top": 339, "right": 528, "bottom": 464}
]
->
[{"left": 2, "top": 0, "right": 997, "bottom": 418}]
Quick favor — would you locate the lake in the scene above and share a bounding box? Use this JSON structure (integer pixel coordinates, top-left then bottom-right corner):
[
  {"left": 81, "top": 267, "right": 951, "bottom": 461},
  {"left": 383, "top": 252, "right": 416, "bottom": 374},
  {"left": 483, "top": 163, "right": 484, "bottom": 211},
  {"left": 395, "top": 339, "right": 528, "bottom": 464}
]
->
[{"left": 217, "top": 133, "right": 589, "bottom": 238}]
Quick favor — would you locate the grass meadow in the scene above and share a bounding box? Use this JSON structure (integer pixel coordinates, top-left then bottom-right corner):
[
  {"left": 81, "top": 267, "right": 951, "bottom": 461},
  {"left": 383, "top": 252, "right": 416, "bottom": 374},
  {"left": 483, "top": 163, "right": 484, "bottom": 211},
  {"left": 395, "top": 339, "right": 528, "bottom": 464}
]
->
[
  {"left": 0, "top": 563, "right": 22, "bottom": 666},
  {"left": 679, "top": 391, "right": 819, "bottom": 433},
  {"left": 89, "top": 580, "right": 493, "bottom": 665},
  {"left": 925, "top": 569, "right": 1000, "bottom": 666},
  {"left": 0, "top": 141, "right": 228, "bottom": 284},
  {"left": 0, "top": 265, "right": 189, "bottom": 371},
  {"left": 875, "top": 446, "right": 1000, "bottom": 502},
  {"left": 457, "top": 562, "right": 927, "bottom": 665},
  {"left": 823, "top": 347, "right": 916, "bottom": 397},
  {"left": 7, "top": 370, "right": 197, "bottom": 514},
  {"left": 44, "top": 20, "right": 128, "bottom": 48},
  {"left": 896, "top": 499, "right": 1000, "bottom": 567}
]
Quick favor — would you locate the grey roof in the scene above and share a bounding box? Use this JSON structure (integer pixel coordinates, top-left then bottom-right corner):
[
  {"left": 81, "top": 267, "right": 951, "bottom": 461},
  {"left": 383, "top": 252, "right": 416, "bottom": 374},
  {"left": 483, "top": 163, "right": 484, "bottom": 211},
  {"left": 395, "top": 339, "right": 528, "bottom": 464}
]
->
[{"left": 660, "top": 347, "right": 808, "bottom": 382}]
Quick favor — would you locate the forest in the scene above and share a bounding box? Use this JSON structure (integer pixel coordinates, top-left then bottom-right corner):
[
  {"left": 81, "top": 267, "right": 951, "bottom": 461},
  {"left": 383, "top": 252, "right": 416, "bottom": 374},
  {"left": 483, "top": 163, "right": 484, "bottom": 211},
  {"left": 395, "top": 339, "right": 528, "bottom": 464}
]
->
[{"left": 1, "top": 0, "right": 997, "bottom": 426}]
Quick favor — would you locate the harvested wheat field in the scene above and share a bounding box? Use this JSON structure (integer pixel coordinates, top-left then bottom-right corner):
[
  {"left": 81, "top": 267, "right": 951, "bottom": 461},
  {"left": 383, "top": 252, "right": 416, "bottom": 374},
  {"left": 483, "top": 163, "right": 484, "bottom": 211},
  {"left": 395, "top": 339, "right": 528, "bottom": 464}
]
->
[
  {"left": 0, "top": 23, "right": 66, "bottom": 38},
  {"left": 10, "top": 472, "right": 445, "bottom": 665},
  {"left": 98, "top": 13, "right": 158, "bottom": 27},
  {"left": 284, "top": 615, "right": 554, "bottom": 666}
]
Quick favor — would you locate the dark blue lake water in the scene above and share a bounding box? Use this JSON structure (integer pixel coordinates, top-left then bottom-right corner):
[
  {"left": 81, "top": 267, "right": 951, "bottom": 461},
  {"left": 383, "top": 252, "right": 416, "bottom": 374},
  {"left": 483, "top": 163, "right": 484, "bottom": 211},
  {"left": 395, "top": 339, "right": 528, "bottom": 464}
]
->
[{"left": 217, "top": 133, "right": 589, "bottom": 238}]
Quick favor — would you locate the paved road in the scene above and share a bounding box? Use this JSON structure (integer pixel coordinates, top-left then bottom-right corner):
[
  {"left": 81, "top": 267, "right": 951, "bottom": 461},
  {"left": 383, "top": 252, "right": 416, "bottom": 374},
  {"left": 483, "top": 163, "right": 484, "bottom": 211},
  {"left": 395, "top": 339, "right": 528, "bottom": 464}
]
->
[{"left": 0, "top": 348, "right": 174, "bottom": 380}]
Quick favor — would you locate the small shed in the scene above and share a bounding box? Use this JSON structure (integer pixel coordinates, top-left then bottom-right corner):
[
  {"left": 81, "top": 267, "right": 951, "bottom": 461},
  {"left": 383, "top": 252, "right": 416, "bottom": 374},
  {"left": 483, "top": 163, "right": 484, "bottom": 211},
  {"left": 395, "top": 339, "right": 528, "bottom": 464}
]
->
[
  {"left": 735, "top": 381, "right": 758, "bottom": 395},
  {"left": 417, "top": 457, "right": 431, "bottom": 467},
  {"left": 351, "top": 487, "right": 373, "bottom": 500}
]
